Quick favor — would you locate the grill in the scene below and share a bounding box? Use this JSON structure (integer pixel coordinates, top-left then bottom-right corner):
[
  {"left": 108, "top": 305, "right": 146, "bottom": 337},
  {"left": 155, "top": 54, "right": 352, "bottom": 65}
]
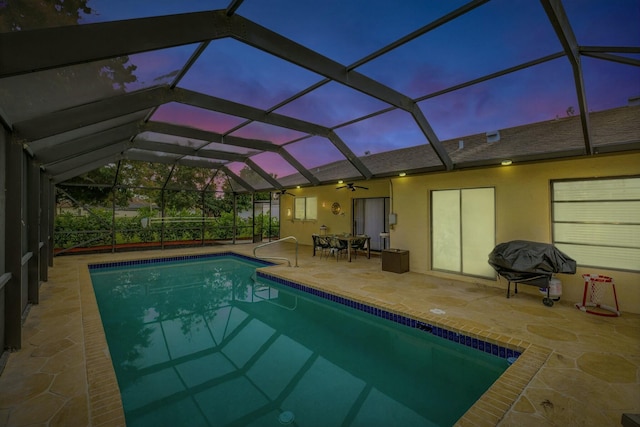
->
[{"left": 488, "top": 240, "right": 577, "bottom": 307}]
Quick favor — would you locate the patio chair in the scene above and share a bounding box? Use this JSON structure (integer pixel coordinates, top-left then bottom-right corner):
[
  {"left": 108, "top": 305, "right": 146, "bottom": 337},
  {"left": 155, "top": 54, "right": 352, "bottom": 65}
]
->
[
  {"left": 350, "top": 235, "right": 368, "bottom": 259},
  {"left": 312, "top": 234, "right": 331, "bottom": 259},
  {"left": 329, "top": 236, "right": 349, "bottom": 261}
]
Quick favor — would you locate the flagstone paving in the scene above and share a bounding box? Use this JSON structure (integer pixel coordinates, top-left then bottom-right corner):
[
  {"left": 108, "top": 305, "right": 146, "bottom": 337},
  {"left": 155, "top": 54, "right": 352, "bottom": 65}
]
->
[{"left": 0, "top": 243, "right": 638, "bottom": 426}]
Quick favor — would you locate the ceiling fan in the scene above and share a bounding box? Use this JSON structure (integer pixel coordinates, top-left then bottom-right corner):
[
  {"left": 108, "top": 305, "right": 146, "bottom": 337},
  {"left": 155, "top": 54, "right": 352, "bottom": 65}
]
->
[{"left": 336, "top": 183, "right": 368, "bottom": 192}]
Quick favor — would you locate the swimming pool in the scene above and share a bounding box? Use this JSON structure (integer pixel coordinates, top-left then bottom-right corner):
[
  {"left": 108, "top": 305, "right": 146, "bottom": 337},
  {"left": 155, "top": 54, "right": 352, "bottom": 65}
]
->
[{"left": 89, "top": 252, "right": 510, "bottom": 427}]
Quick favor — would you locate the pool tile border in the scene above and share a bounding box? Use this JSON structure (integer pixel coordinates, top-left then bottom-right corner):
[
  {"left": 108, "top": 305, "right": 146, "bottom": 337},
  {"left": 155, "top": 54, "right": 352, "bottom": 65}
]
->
[
  {"left": 257, "top": 271, "right": 523, "bottom": 360},
  {"left": 89, "top": 252, "right": 526, "bottom": 361},
  {"left": 88, "top": 251, "right": 273, "bottom": 270}
]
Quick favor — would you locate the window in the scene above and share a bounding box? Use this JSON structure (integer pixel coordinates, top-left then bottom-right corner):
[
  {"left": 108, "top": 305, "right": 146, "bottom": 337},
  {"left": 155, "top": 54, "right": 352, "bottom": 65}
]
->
[
  {"left": 294, "top": 196, "right": 317, "bottom": 221},
  {"left": 552, "top": 176, "right": 640, "bottom": 272},
  {"left": 431, "top": 187, "right": 495, "bottom": 278}
]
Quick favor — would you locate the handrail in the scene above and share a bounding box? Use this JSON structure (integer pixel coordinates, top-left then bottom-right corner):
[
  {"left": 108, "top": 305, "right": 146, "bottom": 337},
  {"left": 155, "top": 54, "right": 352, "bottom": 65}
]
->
[
  {"left": 142, "top": 216, "right": 217, "bottom": 227},
  {"left": 253, "top": 236, "right": 298, "bottom": 267}
]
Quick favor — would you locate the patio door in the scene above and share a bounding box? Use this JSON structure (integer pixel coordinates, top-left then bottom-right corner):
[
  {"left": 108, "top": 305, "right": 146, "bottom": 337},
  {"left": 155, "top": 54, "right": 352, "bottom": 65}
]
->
[
  {"left": 431, "top": 187, "right": 495, "bottom": 278},
  {"left": 352, "top": 197, "right": 389, "bottom": 251}
]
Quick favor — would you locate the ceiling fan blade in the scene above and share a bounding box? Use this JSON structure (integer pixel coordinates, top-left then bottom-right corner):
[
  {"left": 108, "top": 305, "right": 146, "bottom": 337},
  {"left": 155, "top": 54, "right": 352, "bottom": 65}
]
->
[{"left": 336, "top": 185, "right": 347, "bottom": 189}]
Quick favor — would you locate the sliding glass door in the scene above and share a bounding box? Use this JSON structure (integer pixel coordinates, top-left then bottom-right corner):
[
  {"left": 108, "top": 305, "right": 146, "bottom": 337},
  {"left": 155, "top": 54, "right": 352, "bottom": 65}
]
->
[
  {"left": 431, "top": 188, "right": 495, "bottom": 278},
  {"left": 353, "top": 197, "right": 389, "bottom": 251}
]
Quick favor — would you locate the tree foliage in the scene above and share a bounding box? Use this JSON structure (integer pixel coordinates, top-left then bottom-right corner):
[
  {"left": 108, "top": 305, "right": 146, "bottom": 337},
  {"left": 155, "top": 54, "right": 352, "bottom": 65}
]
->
[
  {"left": 0, "top": 0, "right": 92, "bottom": 31},
  {"left": 0, "top": 0, "right": 138, "bottom": 113},
  {"left": 4, "top": 0, "right": 138, "bottom": 206}
]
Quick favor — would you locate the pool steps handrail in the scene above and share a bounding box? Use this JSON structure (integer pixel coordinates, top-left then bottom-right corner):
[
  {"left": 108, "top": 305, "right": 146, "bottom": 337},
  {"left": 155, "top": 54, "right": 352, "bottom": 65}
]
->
[{"left": 253, "top": 236, "right": 299, "bottom": 267}]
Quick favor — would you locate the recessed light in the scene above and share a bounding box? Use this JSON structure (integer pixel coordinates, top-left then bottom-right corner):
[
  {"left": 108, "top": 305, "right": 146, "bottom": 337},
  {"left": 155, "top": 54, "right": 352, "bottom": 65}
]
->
[
  {"left": 501, "top": 160, "right": 513, "bottom": 166},
  {"left": 399, "top": 172, "right": 407, "bottom": 177},
  {"left": 338, "top": 180, "right": 344, "bottom": 184}
]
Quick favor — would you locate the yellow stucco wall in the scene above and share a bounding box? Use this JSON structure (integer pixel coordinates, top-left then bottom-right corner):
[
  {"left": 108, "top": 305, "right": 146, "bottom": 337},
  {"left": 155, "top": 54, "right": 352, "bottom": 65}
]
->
[
  {"left": 279, "top": 180, "right": 390, "bottom": 247},
  {"left": 281, "top": 152, "right": 640, "bottom": 314}
]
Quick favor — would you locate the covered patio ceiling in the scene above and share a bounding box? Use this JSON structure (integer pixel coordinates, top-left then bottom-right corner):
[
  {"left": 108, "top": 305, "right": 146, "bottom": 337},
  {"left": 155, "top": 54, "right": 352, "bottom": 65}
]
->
[{"left": 1, "top": 0, "right": 639, "bottom": 193}]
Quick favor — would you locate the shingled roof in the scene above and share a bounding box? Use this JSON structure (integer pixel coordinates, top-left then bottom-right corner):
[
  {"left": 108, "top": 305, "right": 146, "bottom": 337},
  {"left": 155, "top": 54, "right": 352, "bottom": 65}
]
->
[{"left": 279, "top": 104, "right": 640, "bottom": 186}]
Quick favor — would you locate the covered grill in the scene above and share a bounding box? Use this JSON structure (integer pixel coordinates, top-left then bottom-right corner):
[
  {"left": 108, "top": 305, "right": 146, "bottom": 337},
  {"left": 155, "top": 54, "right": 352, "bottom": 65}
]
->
[{"left": 488, "top": 240, "right": 577, "bottom": 306}]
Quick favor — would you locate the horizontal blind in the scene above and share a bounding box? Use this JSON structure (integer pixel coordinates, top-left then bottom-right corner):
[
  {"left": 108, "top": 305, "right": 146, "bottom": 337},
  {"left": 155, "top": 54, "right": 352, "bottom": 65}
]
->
[{"left": 552, "top": 176, "right": 640, "bottom": 272}]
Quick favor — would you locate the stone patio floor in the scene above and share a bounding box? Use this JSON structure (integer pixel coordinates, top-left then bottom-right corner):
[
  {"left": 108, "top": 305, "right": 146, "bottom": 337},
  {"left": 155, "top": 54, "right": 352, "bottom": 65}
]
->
[{"left": 0, "top": 243, "right": 638, "bottom": 426}]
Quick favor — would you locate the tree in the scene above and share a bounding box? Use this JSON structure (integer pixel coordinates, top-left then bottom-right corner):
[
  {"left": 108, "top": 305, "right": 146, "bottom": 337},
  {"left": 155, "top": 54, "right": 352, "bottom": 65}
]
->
[
  {"left": 0, "top": 0, "right": 92, "bottom": 31},
  {"left": 3, "top": 0, "right": 139, "bottom": 207},
  {"left": 204, "top": 172, "right": 252, "bottom": 217},
  {"left": 0, "top": 1, "right": 138, "bottom": 105}
]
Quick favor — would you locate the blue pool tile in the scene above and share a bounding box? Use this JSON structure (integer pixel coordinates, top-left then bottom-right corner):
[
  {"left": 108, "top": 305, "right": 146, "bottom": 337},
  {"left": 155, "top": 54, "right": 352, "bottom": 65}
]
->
[{"left": 130, "top": 256, "right": 520, "bottom": 363}]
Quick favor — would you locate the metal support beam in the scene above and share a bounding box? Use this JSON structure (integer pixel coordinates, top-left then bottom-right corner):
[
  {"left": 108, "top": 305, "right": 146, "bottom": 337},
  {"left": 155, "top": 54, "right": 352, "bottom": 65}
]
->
[
  {"left": 30, "top": 122, "right": 139, "bottom": 159},
  {"left": 0, "top": 103, "right": 13, "bottom": 133},
  {"left": 411, "top": 106, "right": 453, "bottom": 170},
  {"left": 143, "top": 121, "right": 278, "bottom": 152},
  {"left": 174, "top": 89, "right": 372, "bottom": 176},
  {"left": 39, "top": 173, "right": 50, "bottom": 281},
  {"left": 244, "top": 158, "right": 282, "bottom": 189},
  {"left": 4, "top": 140, "right": 24, "bottom": 349},
  {"left": 580, "top": 51, "right": 640, "bottom": 67},
  {"left": 219, "top": 166, "right": 255, "bottom": 193},
  {"left": 175, "top": 88, "right": 330, "bottom": 136},
  {"left": 327, "top": 131, "right": 372, "bottom": 179},
  {"left": 14, "top": 86, "right": 169, "bottom": 142},
  {"left": 52, "top": 153, "right": 124, "bottom": 184},
  {"left": 540, "top": 0, "right": 593, "bottom": 155},
  {"left": 0, "top": 11, "right": 232, "bottom": 78},
  {"left": 48, "top": 182, "right": 55, "bottom": 265},
  {"left": 277, "top": 147, "right": 319, "bottom": 186},
  {"left": 27, "top": 160, "right": 40, "bottom": 304},
  {"left": 37, "top": 134, "right": 133, "bottom": 167},
  {"left": 232, "top": 14, "right": 453, "bottom": 170},
  {"left": 46, "top": 142, "right": 129, "bottom": 177},
  {"left": 133, "top": 139, "right": 247, "bottom": 162},
  {"left": 177, "top": 158, "right": 224, "bottom": 170}
]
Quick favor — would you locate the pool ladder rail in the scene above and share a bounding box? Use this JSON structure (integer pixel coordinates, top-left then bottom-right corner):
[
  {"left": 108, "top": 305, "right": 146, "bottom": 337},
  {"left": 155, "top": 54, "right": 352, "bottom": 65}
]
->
[{"left": 253, "top": 236, "right": 299, "bottom": 267}]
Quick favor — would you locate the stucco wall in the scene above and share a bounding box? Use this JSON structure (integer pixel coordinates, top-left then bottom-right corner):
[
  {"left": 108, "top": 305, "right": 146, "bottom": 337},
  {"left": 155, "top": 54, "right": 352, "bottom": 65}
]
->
[
  {"left": 281, "top": 152, "right": 640, "bottom": 314},
  {"left": 279, "top": 179, "right": 390, "bottom": 247}
]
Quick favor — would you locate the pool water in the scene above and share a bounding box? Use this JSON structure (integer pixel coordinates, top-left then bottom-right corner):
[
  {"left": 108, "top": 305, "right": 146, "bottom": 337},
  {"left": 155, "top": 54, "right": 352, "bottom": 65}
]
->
[{"left": 89, "top": 254, "right": 508, "bottom": 427}]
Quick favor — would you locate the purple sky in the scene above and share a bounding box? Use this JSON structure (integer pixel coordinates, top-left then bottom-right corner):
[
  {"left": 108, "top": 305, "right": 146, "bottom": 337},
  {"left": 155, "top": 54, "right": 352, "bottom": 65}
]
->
[{"left": 78, "top": 0, "right": 640, "bottom": 176}]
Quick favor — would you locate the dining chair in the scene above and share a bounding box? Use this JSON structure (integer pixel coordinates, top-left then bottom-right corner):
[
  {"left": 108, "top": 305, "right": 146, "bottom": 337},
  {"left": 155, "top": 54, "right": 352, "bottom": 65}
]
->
[
  {"left": 329, "top": 236, "right": 348, "bottom": 261},
  {"left": 350, "top": 235, "right": 368, "bottom": 259},
  {"left": 313, "top": 234, "right": 332, "bottom": 259}
]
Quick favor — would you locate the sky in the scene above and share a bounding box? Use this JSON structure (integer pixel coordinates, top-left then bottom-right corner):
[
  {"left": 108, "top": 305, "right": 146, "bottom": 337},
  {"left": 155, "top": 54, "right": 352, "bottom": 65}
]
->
[{"left": 50, "top": 0, "right": 640, "bottom": 178}]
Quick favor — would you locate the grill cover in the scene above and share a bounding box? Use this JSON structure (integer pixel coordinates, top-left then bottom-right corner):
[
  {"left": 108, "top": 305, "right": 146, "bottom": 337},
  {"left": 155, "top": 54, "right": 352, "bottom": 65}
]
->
[{"left": 488, "top": 240, "right": 577, "bottom": 284}]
